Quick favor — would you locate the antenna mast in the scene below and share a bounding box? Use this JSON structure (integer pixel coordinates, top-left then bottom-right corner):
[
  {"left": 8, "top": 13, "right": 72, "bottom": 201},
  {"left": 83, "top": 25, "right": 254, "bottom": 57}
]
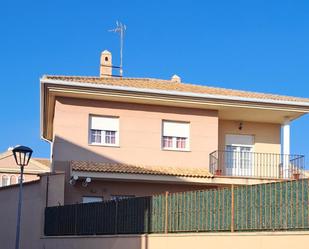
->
[{"left": 109, "top": 21, "right": 126, "bottom": 76}]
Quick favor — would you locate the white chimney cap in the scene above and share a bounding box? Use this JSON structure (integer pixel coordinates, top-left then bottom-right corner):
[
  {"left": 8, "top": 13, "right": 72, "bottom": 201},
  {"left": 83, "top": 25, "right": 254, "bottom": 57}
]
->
[
  {"left": 171, "top": 74, "right": 181, "bottom": 83},
  {"left": 102, "top": 50, "right": 111, "bottom": 54}
]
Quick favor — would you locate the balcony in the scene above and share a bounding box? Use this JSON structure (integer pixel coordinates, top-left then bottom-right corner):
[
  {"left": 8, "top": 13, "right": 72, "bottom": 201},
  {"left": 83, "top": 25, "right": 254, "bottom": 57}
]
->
[{"left": 209, "top": 150, "right": 305, "bottom": 180}]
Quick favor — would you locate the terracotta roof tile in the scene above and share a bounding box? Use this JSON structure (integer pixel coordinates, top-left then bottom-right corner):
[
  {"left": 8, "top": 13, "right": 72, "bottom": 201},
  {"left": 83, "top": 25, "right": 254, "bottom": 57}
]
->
[
  {"left": 32, "top": 158, "right": 50, "bottom": 167},
  {"left": 71, "top": 161, "right": 213, "bottom": 178},
  {"left": 44, "top": 75, "right": 309, "bottom": 103}
]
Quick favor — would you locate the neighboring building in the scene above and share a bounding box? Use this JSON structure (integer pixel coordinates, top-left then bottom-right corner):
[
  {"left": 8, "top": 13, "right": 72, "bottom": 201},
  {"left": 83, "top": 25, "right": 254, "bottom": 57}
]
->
[
  {"left": 40, "top": 50, "right": 309, "bottom": 204},
  {"left": 0, "top": 148, "right": 50, "bottom": 187}
]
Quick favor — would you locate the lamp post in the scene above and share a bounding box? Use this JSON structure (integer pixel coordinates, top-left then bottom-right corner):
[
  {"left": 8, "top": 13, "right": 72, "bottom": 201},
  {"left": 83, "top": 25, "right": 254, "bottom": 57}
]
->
[{"left": 12, "top": 146, "right": 33, "bottom": 249}]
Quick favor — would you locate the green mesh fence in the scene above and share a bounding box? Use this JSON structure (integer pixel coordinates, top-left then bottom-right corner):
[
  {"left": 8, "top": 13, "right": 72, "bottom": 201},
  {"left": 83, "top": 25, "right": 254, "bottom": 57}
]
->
[
  {"left": 233, "top": 179, "right": 309, "bottom": 231},
  {"left": 166, "top": 188, "right": 232, "bottom": 232},
  {"left": 44, "top": 179, "right": 309, "bottom": 236}
]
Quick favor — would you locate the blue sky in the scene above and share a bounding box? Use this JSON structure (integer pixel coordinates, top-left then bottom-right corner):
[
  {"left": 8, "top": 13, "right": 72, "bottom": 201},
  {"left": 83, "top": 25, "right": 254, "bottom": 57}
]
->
[{"left": 0, "top": 0, "right": 309, "bottom": 160}]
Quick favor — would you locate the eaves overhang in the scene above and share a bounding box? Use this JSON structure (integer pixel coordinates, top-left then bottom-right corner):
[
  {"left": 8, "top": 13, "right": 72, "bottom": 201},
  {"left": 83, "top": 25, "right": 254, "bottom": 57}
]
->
[
  {"left": 72, "top": 170, "right": 281, "bottom": 186},
  {"left": 40, "top": 78, "right": 309, "bottom": 141}
]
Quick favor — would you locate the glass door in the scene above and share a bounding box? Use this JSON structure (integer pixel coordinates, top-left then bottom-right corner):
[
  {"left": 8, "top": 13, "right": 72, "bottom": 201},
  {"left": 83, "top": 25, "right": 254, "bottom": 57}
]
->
[{"left": 225, "top": 145, "right": 253, "bottom": 176}]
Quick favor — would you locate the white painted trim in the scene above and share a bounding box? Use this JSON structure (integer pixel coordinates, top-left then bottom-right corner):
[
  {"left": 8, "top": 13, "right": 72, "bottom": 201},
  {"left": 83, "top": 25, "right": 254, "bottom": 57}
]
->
[
  {"left": 88, "top": 115, "right": 120, "bottom": 147},
  {"left": 41, "top": 78, "right": 309, "bottom": 108},
  {"left": 82, "top": 196, "right": 104, "bottom": 203},
  {"left": 282, "top": 119, "right": 290, "bottom": 178},
  {"left": 282, "top": 119, "right": 290, "bottom": 155},
  {"left": 161, "top": 120, "right": 190, "bottom": 151}
]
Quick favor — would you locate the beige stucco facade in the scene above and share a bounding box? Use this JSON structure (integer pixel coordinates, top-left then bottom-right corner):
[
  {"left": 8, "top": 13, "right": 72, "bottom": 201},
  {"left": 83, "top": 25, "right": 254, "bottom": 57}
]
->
[
  {"left": 52, "top": 97, "right": 219, "bottom": 168},
  {"left": 66, "top": 178, "right": 216, "bottom": 204},
  {"left": 53, "top": 161, "right": 217, "bottom": 205},
  {"left": 49, "top": 96, "right": 287, "bottom": 196},
  {"left": 52, "top": 97, "right": 282, "bottom": 169},
  {"left": 218, "top": 120, "right": 281, "bottom": 153}
]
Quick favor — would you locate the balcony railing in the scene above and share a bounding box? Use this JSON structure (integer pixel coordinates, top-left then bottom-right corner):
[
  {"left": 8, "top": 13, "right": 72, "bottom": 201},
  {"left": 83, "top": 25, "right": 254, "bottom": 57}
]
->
[{"left": 209, "top": 150, "right": 305, "bottom": 179}]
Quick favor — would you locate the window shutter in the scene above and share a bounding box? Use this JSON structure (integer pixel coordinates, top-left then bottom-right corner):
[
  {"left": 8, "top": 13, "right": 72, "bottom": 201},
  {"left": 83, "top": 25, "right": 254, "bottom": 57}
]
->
[
  {"left": 163, "top": 121, "right": 189, "bottom": 137},
  {"left": 225, "top": 134, "right": 254, "bottom": 146},
  {"left": 91, "top": 116, "right": 119, "bottom": 131}
]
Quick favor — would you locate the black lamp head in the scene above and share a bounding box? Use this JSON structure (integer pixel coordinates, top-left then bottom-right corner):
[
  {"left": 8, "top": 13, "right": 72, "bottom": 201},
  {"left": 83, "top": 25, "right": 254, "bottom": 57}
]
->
[{"left": 12, "top": 145, "right": 33, "bottom": 167}]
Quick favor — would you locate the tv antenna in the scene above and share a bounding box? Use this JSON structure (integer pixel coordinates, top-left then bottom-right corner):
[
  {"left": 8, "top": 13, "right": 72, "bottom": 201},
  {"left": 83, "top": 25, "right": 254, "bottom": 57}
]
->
[{"left": 109, "top": 21, "right": 126, "bottom": 76}]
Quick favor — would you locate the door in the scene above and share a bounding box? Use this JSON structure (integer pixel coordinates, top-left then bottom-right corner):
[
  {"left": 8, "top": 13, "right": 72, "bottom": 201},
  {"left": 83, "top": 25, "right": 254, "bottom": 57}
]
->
[{"left": 225, "top": 135, "right": 254, "bottom": 177}]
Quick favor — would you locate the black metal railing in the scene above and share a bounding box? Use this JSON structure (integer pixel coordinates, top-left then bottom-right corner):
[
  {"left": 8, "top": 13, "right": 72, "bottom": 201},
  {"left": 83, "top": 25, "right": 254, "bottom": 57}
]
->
[{"left": 209, "top": 150, "right": 305, "bottom": 179}]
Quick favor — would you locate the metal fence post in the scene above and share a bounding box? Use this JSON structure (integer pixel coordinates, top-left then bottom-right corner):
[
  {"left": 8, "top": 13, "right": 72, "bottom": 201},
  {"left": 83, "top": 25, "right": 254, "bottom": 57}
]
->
[
  {"left": 231, "top": 185, "right": 235, "bottom": 232},
  {"left": 74, "top": 204, "right": 78, "bottom": 235},
  {"left": 165, "top": 191, "right": 169, "bottom": 233},
  {"left": 115, "top": 200, "right": 118, "bottom": 234}
]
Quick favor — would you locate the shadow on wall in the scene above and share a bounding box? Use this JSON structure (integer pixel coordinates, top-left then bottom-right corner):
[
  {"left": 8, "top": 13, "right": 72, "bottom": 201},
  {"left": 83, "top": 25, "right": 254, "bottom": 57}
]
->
[
  {"left": 53, "top": 135, "right": 121, "bottom": 164},
  {"left": 57, "top": 97, "right": 218, "bottom": 117},
  {"left": 51, "top": 136, "right": 218, "bottom": 207},
  {"left": 52, "top": 135, "right": 213, "bottom": 179}
]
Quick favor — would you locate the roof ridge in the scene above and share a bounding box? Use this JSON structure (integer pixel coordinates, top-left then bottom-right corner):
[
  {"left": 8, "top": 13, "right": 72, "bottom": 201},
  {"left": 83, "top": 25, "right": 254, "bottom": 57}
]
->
[{"left": 44, "top": 75, "right": 168, "bottom": 82}]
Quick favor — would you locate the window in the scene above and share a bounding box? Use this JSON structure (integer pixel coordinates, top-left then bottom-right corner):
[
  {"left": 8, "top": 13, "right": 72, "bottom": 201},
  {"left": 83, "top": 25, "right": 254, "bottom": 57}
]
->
[
  {"left": 82, "top": 196, "right": 103, "bottom": 203},
  {"left": 111, "top": 195, "right": 135, "bottom": 201},
  {"left": 105, "top": 130, "right": 116, "bottom": 144},
  {"left": 89, "top": 116, "right": 119, "bottom": 146},
  {"left": 162, "top": 121, "right": 190, "bottom": 151},
  {"left": 91, "top": 129, "right": 102, "bottom": 143},
  {"left": 10, "top": 175, "right": 17, "bottom": 185},
  {"left": 1, "top": 175, "right": 9, "bottom": 187},
  {"left": 163, "top": 136, "right": 173, "bottom": 148}
]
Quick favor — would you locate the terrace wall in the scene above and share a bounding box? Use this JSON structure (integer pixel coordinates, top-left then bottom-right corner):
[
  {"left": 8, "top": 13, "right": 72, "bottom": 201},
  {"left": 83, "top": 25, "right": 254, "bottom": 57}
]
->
[
  {"left": 0, "top": 173, "right": 64, "bottom": 249},
  {"left": 41, "top": 231, "right": 309, "bottom": 249}
]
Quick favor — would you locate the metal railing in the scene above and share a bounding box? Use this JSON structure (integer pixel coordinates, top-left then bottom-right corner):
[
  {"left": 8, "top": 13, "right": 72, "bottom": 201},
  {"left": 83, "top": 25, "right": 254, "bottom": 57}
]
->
[{"left": 209, "top": 150, "right": 305, "bottom": 179}]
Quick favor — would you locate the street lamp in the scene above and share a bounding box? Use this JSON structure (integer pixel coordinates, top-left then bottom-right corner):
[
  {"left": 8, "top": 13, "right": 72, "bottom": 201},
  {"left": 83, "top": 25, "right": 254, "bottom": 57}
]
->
[{"left": 12, "top": 145, "right": 33, "bottom": 249}]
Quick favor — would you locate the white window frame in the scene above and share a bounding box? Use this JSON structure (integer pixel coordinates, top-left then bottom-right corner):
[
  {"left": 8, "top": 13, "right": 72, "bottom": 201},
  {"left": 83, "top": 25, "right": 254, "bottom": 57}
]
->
[
  {"left": 82, "top": 196, "right": 104, "bottom": 203},
  {"left": 162, "top": 120, "right": 190, "bottom": 151},
  {"left": 89, "top": 115, "right": 119, "bottom": 147},
  {"left": 1, "top": 175, "right": 9, "bottom": 187}
]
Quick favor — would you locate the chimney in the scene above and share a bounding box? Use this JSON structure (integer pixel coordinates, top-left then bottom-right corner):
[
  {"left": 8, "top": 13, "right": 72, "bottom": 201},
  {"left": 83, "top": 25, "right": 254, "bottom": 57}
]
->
[
  {"left": 171, "top": 74, "right": 181, "bottom": 83},
  {"left": 100, "top": 50, "right": 112, "bottom": 77}
]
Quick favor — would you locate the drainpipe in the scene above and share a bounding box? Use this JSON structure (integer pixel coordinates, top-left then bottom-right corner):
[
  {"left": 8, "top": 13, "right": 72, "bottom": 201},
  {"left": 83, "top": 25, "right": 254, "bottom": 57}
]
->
[
  {"left": 45, "top": 175, "right": 49, "bottom": 207},
  {"left": 41, "top": 136, "right": 54, "bottom": 172},
  {"left": 282, "top": 117, "right": 290, "bottom": 178}
]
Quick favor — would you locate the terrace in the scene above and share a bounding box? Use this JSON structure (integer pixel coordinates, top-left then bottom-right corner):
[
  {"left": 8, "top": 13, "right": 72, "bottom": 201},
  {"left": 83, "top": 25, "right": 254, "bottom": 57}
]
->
[{"left": 209, "top": 150, "right": 305, "bottom": 179}]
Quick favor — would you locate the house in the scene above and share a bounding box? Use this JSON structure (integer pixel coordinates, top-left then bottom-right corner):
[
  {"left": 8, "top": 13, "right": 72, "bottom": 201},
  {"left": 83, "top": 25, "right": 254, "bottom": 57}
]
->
[
  {"left": 39, "top": 50, "right": 309, "bottom": 204},
  {"left": 0, "top": 148, "right": 50, "bottom": 187},
  {"left": 1, "top": 50, "right": 309, "bottom": 249}
]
